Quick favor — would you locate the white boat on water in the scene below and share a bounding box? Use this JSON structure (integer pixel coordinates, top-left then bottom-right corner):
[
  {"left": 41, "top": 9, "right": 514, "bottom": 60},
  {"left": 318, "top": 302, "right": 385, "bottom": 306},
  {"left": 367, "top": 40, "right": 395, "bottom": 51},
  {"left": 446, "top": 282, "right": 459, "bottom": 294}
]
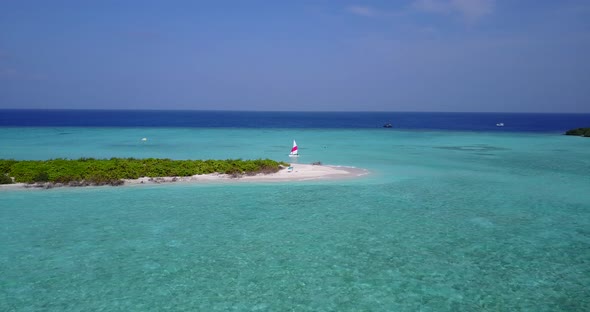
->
[
  {"left": 496, "top": 123, "right": 504, "bottom": 127},
  {"left": 289, "top": 140, "right": 299, "bottom": 157}
]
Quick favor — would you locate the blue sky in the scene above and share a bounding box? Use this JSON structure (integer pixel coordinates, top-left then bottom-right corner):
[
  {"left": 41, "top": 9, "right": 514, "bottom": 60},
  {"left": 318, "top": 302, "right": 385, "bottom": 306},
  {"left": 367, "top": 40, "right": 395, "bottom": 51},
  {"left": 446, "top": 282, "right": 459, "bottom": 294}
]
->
[{"left": 1, "top": 0, "right": 589, "bottom": 112}]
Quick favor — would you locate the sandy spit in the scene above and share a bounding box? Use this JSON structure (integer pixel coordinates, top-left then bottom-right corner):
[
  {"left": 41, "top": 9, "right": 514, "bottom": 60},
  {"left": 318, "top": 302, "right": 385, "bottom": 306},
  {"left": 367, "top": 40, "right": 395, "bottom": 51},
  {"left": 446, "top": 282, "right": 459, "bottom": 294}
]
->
[{"left": 0, "top": 164, "right": 369, "bottom": 190}]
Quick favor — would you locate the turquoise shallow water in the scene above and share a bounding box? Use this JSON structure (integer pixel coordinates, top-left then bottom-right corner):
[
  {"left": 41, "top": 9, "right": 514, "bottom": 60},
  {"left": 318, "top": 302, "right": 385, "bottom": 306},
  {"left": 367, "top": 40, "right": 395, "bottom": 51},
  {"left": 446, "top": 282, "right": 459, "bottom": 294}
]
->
[{"left": 1, "top": 128, "right": 589, "bottom": 311}]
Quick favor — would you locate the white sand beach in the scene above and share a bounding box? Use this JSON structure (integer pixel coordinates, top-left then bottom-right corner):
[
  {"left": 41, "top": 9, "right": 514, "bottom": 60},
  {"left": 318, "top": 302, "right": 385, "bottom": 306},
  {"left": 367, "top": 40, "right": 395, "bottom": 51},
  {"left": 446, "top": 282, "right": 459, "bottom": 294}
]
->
[
  {"left": 0, "top": 164, "right": 369, "bottom": 190},
  {"left": 124, "top": 164, "right": 369, "bottom": 185}
]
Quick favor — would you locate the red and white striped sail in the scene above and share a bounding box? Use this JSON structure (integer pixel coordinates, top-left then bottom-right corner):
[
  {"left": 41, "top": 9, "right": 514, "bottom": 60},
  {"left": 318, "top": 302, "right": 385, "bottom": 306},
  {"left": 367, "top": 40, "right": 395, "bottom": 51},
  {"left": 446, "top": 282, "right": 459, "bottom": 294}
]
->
[{"left": 289, "top": 140, "right": 299, "bottom": 157}]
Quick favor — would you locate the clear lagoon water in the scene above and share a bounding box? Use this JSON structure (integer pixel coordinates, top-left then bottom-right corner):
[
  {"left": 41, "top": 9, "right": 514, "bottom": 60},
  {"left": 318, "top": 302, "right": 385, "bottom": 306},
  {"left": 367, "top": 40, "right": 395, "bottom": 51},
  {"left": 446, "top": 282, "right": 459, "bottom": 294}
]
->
[{"left": 1, "top": 112, "right": 590, "bottom": 311}]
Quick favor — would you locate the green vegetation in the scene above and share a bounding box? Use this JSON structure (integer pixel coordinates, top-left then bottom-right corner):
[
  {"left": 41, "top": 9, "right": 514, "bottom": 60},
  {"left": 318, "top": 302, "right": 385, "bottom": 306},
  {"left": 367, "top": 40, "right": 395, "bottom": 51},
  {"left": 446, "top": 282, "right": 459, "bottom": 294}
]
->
[
  {"left": 565, "top": 127, "right": 590, "bottom": 137},
  {"left": 0, "top": 174, "right": 13, "bottom": 184},
  {"left": 0, "top": 158, "right": 290, "bottom": 186}
]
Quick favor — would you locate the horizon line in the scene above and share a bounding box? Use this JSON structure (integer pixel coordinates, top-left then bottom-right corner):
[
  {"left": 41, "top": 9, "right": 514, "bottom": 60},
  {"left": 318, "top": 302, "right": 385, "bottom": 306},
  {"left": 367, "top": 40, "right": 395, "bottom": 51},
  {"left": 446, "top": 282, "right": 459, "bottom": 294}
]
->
[{"left": 1, "top": 108, "right": 589, "bottom": 114}]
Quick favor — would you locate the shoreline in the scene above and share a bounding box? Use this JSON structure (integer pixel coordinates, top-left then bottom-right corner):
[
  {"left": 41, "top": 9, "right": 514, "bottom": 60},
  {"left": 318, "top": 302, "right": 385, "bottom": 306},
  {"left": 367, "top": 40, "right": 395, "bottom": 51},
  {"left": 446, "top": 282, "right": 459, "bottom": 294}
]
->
[{"left": 0, "top": 164, "right": 369, "bottom": 190}]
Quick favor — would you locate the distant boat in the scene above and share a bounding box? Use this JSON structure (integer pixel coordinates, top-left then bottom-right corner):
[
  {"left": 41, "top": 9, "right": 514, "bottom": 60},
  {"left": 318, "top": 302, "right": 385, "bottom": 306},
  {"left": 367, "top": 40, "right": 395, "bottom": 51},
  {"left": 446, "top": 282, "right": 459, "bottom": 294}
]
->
[
  {"left": 383, "top": 122, "right": 393, "bottom": 128},
  {"left": 289, "top": 140, "right": 299, "bottom": 157},
  {"left": 141, "top": 137, "right": 148, "bottom": 141},
  {"left": 496, "top": 123, "right": 504, "bottom": 127}
]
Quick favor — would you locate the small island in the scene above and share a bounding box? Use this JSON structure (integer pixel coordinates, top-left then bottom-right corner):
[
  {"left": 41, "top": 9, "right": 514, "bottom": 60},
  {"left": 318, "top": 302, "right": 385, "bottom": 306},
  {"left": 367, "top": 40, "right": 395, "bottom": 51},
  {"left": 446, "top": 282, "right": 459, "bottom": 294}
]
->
[
  {"left": 565, "top": 127, "right": 590, "bottom": 137},
  {"left": 0, "top": 158, "right": 289, "bottom": 187},
  {"left": 0, "top": 158, "right": 368, "bottom": 189}
]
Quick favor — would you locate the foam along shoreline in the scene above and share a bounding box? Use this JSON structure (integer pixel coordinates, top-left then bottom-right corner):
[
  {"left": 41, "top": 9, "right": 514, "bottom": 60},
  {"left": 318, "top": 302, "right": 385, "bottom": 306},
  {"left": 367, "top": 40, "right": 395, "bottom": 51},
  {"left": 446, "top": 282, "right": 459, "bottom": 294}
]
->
[{"left": 0, "top": 164, "right": 369, "bottom": 190}]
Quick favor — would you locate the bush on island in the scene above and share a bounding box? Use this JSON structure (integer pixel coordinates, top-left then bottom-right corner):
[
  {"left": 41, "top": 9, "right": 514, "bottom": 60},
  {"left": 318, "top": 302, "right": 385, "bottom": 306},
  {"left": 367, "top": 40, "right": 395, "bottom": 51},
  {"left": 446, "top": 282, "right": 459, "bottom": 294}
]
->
[
  {"left": 0, "top": 174, "right": 13, "bottom": 184},
  {"left": 33, "top": 171, "right": 50, "bottom": 183},
  {"left": 565, "top": 127, "right": 590, "bottom": 137}
]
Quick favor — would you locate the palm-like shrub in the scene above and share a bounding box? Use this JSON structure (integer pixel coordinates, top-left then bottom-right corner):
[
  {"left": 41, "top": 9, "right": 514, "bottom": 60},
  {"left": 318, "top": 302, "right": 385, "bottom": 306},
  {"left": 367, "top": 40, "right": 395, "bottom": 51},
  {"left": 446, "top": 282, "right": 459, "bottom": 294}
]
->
[{"left": 0, "top": 174, "right": 13, "bottom": 184}]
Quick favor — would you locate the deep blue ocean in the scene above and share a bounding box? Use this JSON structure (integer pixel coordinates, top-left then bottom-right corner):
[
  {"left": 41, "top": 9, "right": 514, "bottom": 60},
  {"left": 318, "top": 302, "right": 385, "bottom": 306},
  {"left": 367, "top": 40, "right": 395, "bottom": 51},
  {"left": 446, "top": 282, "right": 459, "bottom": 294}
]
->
[{"left": 1, "top": 109, "right": 589, "bottom": 132}]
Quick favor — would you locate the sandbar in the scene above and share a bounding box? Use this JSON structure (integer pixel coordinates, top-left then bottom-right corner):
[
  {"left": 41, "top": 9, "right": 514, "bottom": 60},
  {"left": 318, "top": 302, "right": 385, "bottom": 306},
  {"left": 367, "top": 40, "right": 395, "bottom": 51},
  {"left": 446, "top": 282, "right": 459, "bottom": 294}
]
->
[{"left": 124, "top": 164, "right": 368, "bottom": 185}]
